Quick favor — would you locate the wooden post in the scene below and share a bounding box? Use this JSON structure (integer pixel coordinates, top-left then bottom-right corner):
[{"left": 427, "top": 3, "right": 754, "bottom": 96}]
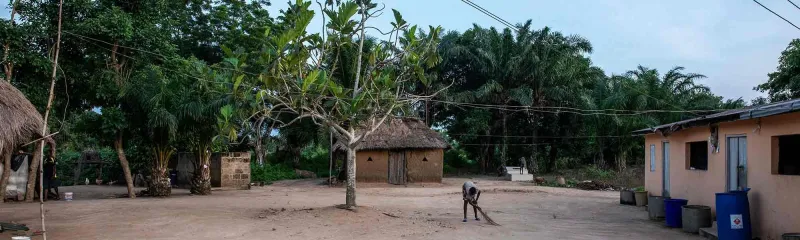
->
[
  {"left": 328, "top": 130, "right": 332, "bottom": 187},
  {"left": 36, "top": 0, "right": 64, "bottom": 238}
]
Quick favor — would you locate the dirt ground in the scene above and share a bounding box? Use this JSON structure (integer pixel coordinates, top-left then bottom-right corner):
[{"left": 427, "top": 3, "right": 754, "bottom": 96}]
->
[{"left": 1, "top": 177, "right": 702, "bottom": 240}]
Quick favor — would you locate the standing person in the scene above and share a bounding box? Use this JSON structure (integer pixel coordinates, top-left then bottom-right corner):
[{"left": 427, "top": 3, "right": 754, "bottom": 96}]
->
[
  {"left": 43, "top": 155, "right": 60, "bottom": 200},
  {"left": 519, "top": 157, "right": 526, "bottom": 174},
  {"left": 35, "top": 138, "right": 58, "bottom": 200},
  {"left": 462, "top": 181, "right": 481, "bottom": 222}
]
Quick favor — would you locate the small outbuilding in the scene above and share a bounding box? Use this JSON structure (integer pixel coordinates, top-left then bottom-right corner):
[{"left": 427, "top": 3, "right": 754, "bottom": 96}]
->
[{"left": 334, "top": 117, "right": 449, "bottom": 184}]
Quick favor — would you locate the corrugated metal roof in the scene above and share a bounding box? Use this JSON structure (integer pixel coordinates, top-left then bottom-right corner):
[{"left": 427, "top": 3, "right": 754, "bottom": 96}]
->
[{"left": 632, "top": 98, "right": 800, "bottom": 135}]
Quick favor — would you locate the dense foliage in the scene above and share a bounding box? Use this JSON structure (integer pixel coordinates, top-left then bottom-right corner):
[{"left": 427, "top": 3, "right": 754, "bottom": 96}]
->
[{"left": 2, "top": 0, "right": 794, "bottom": 203}]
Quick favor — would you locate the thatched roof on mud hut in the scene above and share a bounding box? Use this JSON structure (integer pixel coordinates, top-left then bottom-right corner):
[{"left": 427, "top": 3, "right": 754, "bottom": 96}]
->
[
  {"left": 338, "top": 117, "right": 449, "bottom": 151},
  {"left": 0, "top": 80, "right": 44, "bottom": 155},
  {"left": 79, "top": 150, "right": 103, "bottom": 164}
]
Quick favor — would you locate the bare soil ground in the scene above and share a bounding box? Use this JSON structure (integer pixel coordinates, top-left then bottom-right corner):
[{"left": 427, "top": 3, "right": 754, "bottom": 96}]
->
[{"left": 1, "top": 177, "right": 701, "bottom": 240}]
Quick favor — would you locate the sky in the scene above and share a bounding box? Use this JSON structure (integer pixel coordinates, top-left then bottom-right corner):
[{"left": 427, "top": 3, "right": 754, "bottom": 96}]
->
[{"left": 3, "top": 0, "right": 798, "bottom": 101}]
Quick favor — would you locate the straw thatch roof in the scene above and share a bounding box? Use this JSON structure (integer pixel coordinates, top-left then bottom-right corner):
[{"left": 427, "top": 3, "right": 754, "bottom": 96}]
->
[
  {"left": 0, "top": 80, "right": 44, "bottom": 155},
  {"left": 79, "top": 150, "right": 103, "bottom": 164},
  {"left": 341, "top": 117, "right": 449, "bottom": 151}
]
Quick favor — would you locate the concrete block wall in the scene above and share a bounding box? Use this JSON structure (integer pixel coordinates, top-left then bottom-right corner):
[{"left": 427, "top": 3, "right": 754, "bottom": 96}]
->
[{"left": 217, "top": 152, "right": 251, "bottom": 189}]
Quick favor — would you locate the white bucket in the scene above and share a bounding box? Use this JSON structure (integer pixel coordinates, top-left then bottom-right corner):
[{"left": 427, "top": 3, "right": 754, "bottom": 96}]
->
[
  {"left": 64, "top": 192, "right": 73, "bottom": 201},
  {"left": 12, "top": 236, "right": 31, "bottom": 240}
]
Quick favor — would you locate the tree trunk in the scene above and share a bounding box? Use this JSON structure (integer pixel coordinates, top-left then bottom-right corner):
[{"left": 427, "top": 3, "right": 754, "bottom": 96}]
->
[
  {"left": 149, "top": 146, "right": 173, "bottom": 197},
  {"left": 616, "top": 151, "right": 627, "bottom": 172},
  {"left": 190, "top": 146, "right": 211, "bottom": 195},
  {"left": 25, "top": 141, "right": 43, "bottom": 202},
  {"left": 501, "top": 111, "right": 508, "bottom": 167},
  {"left": 0, "top": 152, "right": 11, "bottom": 202},
  {"left": 149, "top": 168, "right": 171, "bottom": 197},
  {"left": 292, "top": 147, "right": 301, "bottom": 169},
  {"left": 113, "top": 133, "right": 136, "bottom": 198},
  {"left": 479, "top": 145, "right": 488, "bottom": 174},
  {"left": 255, "top": 117, "right": 265, "bottom": 166},
  {"left": 596, "top": 138, "right": 605, "bottom": 169},
  {"left": 345, "top": 146, "right": 356, "bottom": 208},
  {"left": 547, "top": 144, "right": 558, "bottom": 173},
  {"left": 424, "top": 99, "right": 430, "bottom": 127}
]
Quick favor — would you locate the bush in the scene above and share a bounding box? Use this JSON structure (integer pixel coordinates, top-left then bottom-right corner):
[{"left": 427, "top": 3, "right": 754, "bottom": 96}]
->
[
  {"left": 444, "top": 145, "right": 476, "bottom": 173},
  {"left": 580, "top": 165, "right": 615, "bottom": 179},
  {"left": 297, "top": 145, "right": 330, "bottom": 178},
  {"left": 443, "top": 164, "right": 456, "bottom": 175},
  {"left": 251, "top": 162, "right": 297, "bottom": 184}
]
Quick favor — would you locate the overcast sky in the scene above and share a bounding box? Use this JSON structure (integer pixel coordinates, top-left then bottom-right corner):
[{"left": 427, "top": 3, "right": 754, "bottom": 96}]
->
[{"left": 3, "top": 0, "right": 798, "bottom": 101}]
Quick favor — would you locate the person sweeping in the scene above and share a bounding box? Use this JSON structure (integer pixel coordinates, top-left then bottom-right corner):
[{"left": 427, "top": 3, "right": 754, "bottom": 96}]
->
[
  {"left": 462, "top": 181, "right": 500, "bottom": 225},
  {"left": 462, "top": 181, "right": 481, "bottom": 222}
]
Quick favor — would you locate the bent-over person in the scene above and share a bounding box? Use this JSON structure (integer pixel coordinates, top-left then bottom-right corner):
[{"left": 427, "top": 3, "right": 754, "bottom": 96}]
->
[{"left": 462, "top": 181, "right": 481, "bottom": 222}]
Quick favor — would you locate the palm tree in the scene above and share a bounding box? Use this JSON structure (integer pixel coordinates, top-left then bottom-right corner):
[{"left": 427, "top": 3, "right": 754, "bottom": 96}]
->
[
  {"left": 126, "top": 63, "right": 185, "bottom": 197},
  {"left": 177, "top": 60, "right": 225, "bottom": 195}
]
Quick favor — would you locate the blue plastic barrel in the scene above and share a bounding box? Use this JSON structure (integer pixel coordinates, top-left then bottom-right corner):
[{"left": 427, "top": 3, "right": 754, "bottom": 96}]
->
[
  {"left": 664, "top": 199, "right": 688, "bottom": 228},
  {"left": 716, "top": 188, "right": 752, "bottom": 240},
  {"left": 169, "top": 170, "right": 178, "bottom": 186}
]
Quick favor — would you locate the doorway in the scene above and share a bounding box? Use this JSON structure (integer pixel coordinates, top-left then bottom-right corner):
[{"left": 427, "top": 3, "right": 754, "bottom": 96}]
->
[
  {"left": 388, "top": 151, "right": 406, "bottom": 185},
  {"left": 727, "top": 136, "right": 748, "bottom": 191},
  {"left": 662, "top": 141, "right": 670, "bottom": 197}
]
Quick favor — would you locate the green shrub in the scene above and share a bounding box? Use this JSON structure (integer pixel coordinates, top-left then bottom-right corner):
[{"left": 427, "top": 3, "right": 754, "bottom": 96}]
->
[
  {"left": 251, "top": 162, "right": 297, "bottom": 184},
  {"left": 566, "top": 179, "right": 578, "bottom": 186},
  {"left": 580, "top": 165, "right": 615, "bottom": 179},
  {"left": 297, "top": 145, "right": 330, "bottom": 177},
  {"left": 443, "top": 164, "right": 456, "bottom": 175},
  {"left": 444, "top": 145, "right": 476, "bottom": 173}
]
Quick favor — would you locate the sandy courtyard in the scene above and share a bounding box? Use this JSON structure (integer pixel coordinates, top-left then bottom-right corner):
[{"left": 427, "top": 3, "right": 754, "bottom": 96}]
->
[{"left": 1, "top": 177, "right": 702, "bottom": 240}]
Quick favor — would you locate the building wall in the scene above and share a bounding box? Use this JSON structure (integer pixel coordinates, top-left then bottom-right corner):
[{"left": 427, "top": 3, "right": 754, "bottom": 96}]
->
[
  {"left": 0, "top": 154, "right": 29, "bottom": 200},
  {"left": 406, "top": 149, "right": 443, "bottom": 183},
  {"left": 644, "top": 111, "right": 800, "bottom": 239},
  {"left": 171, "top": 153, "right": 195, "bottom": 187},
  {"left": 213, "top": 152, "right": 251, "bottom": 189},
  {"left": 356, "top": 150, "right": 389, "bottom": 182}
]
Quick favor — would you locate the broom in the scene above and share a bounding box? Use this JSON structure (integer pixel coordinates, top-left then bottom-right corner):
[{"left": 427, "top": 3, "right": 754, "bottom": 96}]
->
[{"left": 467, "top": 201, "right": 501, "bottom": 226}]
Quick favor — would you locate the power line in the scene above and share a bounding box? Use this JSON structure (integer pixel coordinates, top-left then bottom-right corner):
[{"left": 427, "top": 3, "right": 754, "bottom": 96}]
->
[
  {"left": 67, "top": 30, "right": 728, "bottom": 118},
  {"left": 753, "top": 0, "right": 800, "bottom": 31},
  {"left": 788, "top": 0, "right": 800, "bottom": 11},
  {"left": 460, "top": 143, "right": 548, "bottom": 146},
  {"left": 446, "top": 133, "right": 639, "bottom": 139},
  {"left": 460, "top": 0, "right": 518, "bottom": 31}
]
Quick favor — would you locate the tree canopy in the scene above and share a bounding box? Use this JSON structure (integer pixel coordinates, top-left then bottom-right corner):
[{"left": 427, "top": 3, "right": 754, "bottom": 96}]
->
[{"left": 0, "top": 0, "right": 785, "bottom": 205}]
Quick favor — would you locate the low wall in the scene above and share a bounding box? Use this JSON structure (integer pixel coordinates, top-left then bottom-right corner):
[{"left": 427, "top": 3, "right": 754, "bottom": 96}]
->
[
  {"left": 171, "top": 152, "right": 251, "bottom": 189},
  {"left": 216, "top": 152, "right": 251, "bottom": 189}
]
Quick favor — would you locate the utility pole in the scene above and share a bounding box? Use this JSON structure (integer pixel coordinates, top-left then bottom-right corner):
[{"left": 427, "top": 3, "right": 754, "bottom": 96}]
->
[{"left": 36, "top": 0, "right": 64, "bottom": 238}]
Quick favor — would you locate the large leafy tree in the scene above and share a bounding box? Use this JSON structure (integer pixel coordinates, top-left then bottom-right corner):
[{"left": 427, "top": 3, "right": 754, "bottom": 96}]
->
[
  {"left": 756, "top": 39, "right": 800, "bottom": 101},
  {"left": 214, "top": 0, "right": 441, "bottom": 208}
]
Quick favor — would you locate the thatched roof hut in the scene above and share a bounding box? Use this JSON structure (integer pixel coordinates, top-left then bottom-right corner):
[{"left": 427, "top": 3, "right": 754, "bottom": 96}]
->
[
  {"left": 335, "top": 117, "right": 449, "bottom": 184},
  {"left": 350, "top": 117, "right": 449, "bottom": 151},
  {"left": 0, "top": 80, "right": 44, "bottom": 155}
]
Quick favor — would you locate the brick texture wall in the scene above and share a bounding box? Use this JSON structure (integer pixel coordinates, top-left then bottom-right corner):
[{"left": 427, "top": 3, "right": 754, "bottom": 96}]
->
[{"left": 212, "top": 152, "right": 251, "bottom": 189}]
